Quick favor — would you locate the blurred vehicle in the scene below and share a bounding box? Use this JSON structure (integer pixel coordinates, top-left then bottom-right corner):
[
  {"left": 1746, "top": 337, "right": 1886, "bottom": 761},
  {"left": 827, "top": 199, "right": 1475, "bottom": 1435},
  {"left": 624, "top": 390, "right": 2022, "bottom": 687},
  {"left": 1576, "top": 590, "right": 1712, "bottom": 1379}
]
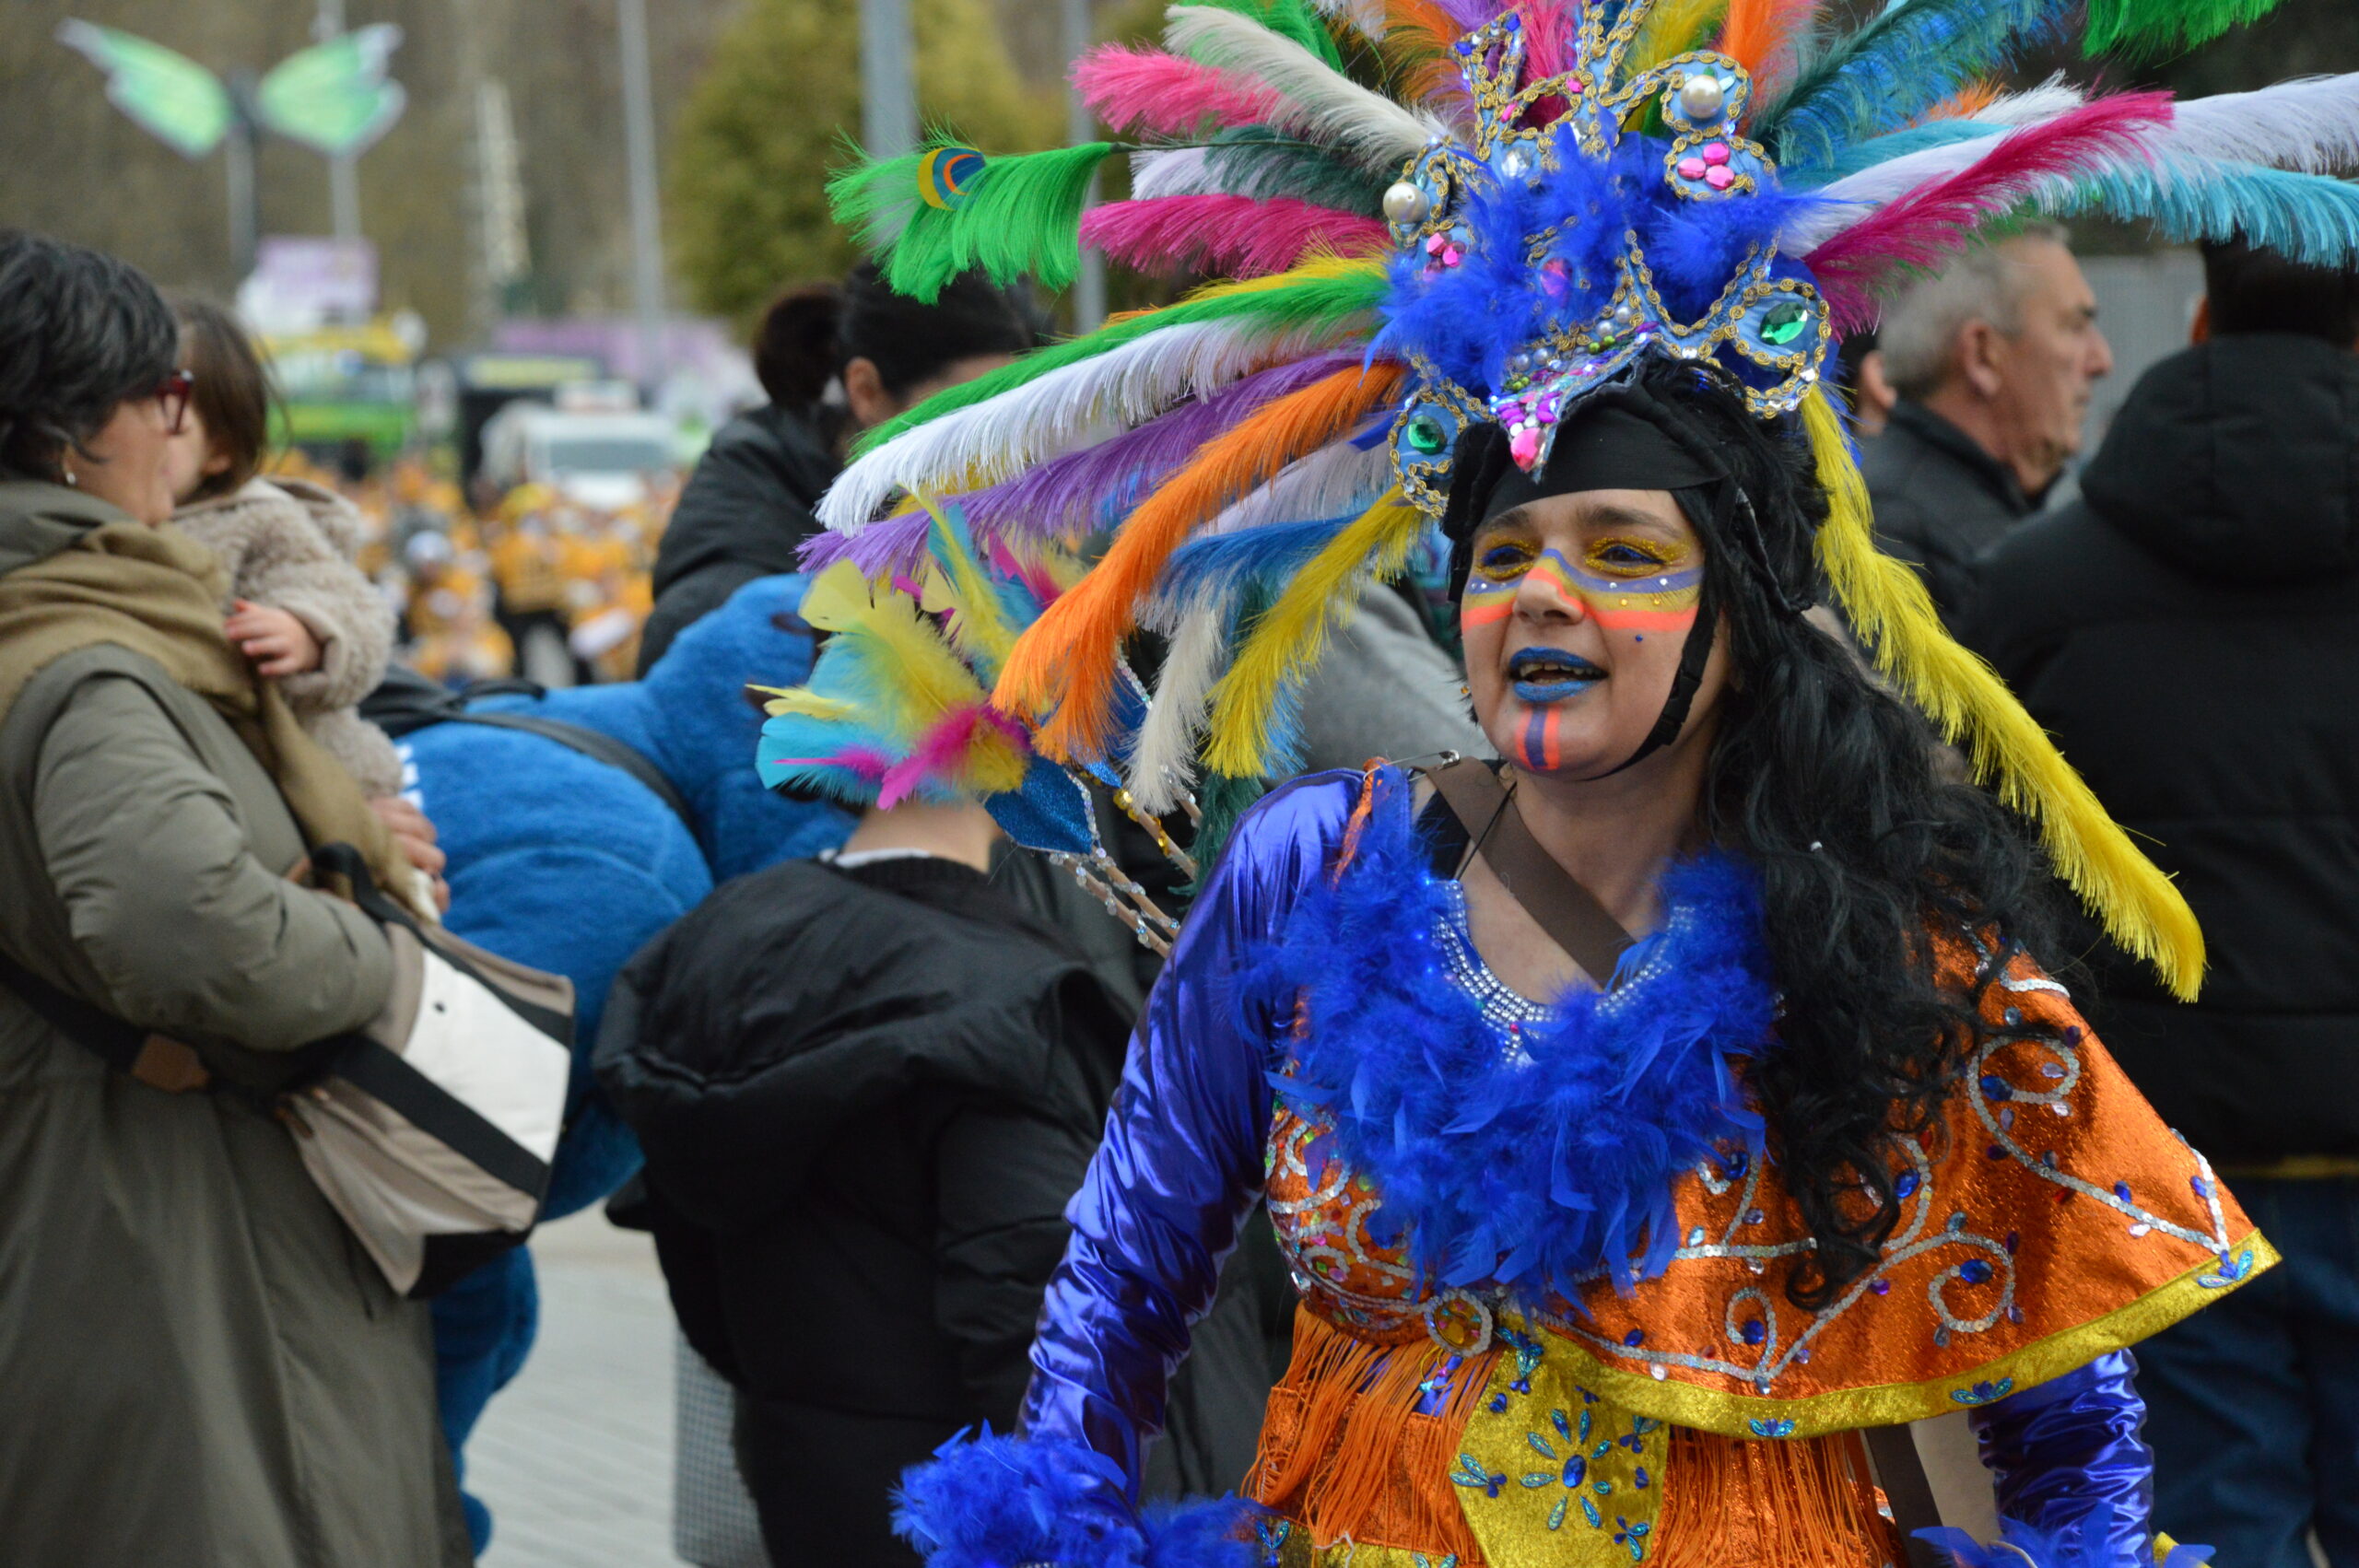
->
[
  {"left": 479, "top": 402, "right": 677, "bottom": 512},
  {"left": 437, "top": 352, "right": 606, "bottom": 490},
  {"left": 264, "top": 319, "right": 419, "bottom": 462}
]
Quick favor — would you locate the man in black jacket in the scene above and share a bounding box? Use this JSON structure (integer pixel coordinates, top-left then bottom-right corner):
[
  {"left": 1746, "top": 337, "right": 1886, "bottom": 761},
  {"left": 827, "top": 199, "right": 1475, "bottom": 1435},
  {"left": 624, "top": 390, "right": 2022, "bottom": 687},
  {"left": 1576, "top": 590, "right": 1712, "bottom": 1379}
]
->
[
  {"left": 1963, "top": 239, "right": 2359, "bottom": 1568},
  {"left": 1860, "top": 226, "right": 2113, "bottom": 624}
]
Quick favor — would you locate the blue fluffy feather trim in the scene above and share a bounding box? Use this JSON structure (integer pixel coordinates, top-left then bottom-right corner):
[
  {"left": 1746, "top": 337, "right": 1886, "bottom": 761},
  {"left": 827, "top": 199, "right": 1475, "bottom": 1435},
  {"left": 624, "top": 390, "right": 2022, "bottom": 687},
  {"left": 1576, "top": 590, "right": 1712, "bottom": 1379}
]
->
[
  {"left": 1246, "top": 766, "right": 1779, "bottom": 1301},
  {"left": 892, "top": 1430, "right": 1259, "bottom": 1568},
  {"left": 1918, "top": 1507, "right": 2212, "bottom": 1568}
]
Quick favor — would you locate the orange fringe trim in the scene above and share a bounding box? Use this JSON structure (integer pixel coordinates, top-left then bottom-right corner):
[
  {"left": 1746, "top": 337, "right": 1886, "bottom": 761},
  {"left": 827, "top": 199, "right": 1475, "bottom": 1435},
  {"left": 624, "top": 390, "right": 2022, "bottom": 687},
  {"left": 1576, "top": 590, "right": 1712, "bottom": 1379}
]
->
[
  {"left": 1248, "top": 1307, "right": 1496, "bottom": 1564},
  {"left": 993, "top": 361, "right": 1407, "bottom": 762},
  {"left": 1654, "top": 1426, "right": 1906, "bottom": 1568}
]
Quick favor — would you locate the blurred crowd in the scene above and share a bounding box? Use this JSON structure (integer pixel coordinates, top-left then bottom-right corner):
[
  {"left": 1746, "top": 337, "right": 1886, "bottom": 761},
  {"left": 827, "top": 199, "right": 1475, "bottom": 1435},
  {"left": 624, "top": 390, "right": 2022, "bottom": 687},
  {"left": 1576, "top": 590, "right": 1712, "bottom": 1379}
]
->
[{"left": 265, "top": 448, "right": 683, "bottom": 690}]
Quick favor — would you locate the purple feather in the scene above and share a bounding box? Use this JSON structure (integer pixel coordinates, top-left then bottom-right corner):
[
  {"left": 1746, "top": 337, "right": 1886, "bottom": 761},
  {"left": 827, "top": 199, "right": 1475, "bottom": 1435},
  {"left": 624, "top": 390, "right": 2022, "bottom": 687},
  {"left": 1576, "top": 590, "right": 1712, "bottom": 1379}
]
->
[
  {"left": 957, "top": 353, "right": 1360, "bottom": 543},
  {"left": 793, "top": 507, "right": 932, "bottom": 578},
  {"left": 796, "top": 528, "right": 856, "bottom": 573}
]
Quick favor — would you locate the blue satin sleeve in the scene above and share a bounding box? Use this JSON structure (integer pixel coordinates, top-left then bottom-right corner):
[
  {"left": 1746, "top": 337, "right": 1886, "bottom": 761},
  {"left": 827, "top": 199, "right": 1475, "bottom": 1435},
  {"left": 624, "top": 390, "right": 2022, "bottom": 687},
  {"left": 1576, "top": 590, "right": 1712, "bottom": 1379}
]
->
[
  {"left": 1017, "top": 772, "right": 1365, "bottom": 1512},
  {"left": 1969, "top": 1349, "right": 2154, "bottom": 1564}
]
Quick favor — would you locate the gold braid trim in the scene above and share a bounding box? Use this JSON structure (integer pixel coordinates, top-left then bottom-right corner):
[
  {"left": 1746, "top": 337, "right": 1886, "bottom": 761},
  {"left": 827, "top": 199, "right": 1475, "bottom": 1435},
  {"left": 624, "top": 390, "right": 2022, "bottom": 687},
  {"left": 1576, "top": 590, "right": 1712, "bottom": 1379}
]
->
[{"left": 1518, "top": 1228, "right": 2278, "bottom": 1441}]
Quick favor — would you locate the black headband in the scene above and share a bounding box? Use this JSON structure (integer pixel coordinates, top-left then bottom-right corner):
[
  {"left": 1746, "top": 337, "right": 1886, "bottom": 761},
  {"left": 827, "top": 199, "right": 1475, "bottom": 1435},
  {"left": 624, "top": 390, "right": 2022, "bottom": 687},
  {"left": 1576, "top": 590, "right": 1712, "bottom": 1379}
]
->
[{"left": 1477, "top": 402, "right": 1727, "bottom": 527}]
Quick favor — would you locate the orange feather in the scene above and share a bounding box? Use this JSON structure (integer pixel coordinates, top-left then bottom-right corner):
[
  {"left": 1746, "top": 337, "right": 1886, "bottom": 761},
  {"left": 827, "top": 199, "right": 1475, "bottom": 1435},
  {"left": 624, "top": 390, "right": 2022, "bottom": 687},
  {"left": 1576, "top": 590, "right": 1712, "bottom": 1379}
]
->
[
  {"left": 993, "top": 360, "right": 1408, "bottom": 761},
  {"left": 1919, "top": 81, "right": 2003, "bottom": 123},
  {"left": 1718, "top": 0, "right": 1817, "bottom": 99},
  {"left": 1383, "top": 0, "right": 1467, "bottom": 58}
]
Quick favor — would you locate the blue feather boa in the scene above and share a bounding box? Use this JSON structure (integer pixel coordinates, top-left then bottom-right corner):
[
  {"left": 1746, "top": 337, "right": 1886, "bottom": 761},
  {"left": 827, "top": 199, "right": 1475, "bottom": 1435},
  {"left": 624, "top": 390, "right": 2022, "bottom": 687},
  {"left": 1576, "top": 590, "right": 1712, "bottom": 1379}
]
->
[
  {"left": 893, "top": 1430, "right": 1257, "bottom": 1568},
  {"left": 1248, "top": 767, "right": 1779, "bottom": 1300},
  {"left": 1918, "top": 1506, "right": 2212, "bottom": 1568}
]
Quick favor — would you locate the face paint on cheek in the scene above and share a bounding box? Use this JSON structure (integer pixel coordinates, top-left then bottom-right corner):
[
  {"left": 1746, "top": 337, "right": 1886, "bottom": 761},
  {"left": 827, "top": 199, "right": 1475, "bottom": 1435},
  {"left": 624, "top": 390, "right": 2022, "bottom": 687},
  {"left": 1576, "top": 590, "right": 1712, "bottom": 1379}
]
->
[
  {"left": 1514, "top": 705, "right": 1562, "bottom": 770},
  {"left": 1459, "top": 572, "right": 1518, "bottom": 631},
  {"left": 1550, "top": 552, "right": 1703, "bottom": 633}
]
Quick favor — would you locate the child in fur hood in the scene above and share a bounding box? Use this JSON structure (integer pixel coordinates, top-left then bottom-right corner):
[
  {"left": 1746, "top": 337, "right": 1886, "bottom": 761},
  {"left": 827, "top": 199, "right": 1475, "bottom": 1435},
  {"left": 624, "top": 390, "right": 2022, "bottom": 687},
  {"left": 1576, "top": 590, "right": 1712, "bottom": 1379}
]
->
[{"left": 163, "top": 298, "right": 446, "bottom": 907}]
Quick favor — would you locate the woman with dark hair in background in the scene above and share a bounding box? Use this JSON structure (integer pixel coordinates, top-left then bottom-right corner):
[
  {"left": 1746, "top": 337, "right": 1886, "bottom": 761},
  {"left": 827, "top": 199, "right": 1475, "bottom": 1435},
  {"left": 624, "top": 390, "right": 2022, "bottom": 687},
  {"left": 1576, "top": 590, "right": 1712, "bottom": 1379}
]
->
[
  {"left": 0, "top": 230, "right": 467, "bottom": 1564},
  {"left": 636, "top": 263, "right": 1033, "bottom": 672}
]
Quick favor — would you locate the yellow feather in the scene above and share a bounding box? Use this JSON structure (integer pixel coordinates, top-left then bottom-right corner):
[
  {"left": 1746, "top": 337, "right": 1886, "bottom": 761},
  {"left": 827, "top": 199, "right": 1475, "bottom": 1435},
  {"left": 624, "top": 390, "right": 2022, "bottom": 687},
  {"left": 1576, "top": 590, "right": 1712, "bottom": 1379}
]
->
[
  {"left": 802, "top": 560, "right": 985, "bottom": 742},
  {"left": 1801, "top": 389, "right": 2204, "bottom": 1000},
  {"left": 796, "top": 559, "right": 886, "bottom": 633},
  {"left": 758, "top": 690, "right": 859, "bottom": 720},
  {"left": 1625, "top": 0, "right": 1731, "bottom": 76},
  {"left": 913, "top": 495, "right": 1018, "bottom": 679},
  {"left": 1103, "top": 253, "right": 1385, "bottom": 329},
  {"left": 1203, "top": 490, "right": 1428, "bottom": 777}
]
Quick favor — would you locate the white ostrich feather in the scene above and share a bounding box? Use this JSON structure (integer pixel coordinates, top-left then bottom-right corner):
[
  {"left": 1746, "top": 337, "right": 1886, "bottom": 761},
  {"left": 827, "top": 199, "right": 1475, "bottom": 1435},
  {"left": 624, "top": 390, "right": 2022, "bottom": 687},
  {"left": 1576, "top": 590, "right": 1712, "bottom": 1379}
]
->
[
  {"left": 1165, "top": 6, "right": 1443, "bottom": 174},
  {"left": 1132, "top": 146, "right": 1217, "bottom": 201},
  {"left": 1195, "top": 437, "right": 1392, "bottom": 542},
  {"left": 1973, "top": 76, "right": 2086, "bottom": 128},
  {"left": 2162, "top": 75, "right": 2359, "bottom": 173},
  {"left": 1784, "top": 77, "right": 2359, "bottom": 257},
  {"left": 1128, "top": 600, "right": 1230, "bottom": 813},
  {"left": 1780, "top": 128, "right": 2014, "bottom": 252},
  {"left": 818, "top": 315, "right": 1372, "bottom": 533}
]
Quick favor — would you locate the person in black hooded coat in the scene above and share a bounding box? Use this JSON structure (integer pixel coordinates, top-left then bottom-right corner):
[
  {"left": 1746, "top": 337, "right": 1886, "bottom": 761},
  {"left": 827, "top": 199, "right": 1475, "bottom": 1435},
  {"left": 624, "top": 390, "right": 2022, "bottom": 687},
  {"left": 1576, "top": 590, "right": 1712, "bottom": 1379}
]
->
[
  {"left": 1963, "top": 238, "right": 2359, "bottom": 1567},
  {"left": 597, "top": 797, "right": 1133, "bottom": 1564},
  {"left": 637, "top": 267, "right": 1032, "bottom": 673}
]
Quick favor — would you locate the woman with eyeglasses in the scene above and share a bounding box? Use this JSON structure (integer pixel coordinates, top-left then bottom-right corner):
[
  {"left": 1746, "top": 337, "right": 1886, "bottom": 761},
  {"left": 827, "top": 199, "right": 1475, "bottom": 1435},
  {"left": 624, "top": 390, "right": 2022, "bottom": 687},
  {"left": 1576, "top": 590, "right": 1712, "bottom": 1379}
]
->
[{"left": 0, "top": 230, "right": 470, "bottom": 1567}]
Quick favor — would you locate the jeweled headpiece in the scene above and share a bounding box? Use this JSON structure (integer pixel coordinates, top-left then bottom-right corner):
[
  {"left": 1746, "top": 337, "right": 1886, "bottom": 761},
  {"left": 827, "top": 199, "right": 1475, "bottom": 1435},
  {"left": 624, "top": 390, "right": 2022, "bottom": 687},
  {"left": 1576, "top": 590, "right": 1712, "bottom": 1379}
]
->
[
  {"left": 806, "top": 0, "right": 2359, "bottom": 998},
  {"left": 1380, "top": 6, "right": 1834, "bottom": 515}
]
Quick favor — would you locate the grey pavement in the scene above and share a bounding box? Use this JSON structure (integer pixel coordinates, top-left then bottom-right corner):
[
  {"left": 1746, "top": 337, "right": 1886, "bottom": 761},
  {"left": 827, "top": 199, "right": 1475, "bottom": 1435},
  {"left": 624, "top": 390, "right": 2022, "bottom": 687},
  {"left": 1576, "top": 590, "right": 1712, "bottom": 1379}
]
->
[{"left": 469, "top": 1211, "right": 690, "bottom": 1568}]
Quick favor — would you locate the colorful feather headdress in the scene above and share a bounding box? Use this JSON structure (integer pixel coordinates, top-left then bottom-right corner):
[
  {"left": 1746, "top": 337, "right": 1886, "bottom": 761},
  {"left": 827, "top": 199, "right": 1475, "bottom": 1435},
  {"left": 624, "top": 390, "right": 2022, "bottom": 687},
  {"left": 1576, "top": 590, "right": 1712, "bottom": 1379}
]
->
[
  {"left": 812, "top": 0, "right": 2359, "bottom": 1000},
  {"left": 761, "top": 507, "right": 1189, "bottom": 950}
]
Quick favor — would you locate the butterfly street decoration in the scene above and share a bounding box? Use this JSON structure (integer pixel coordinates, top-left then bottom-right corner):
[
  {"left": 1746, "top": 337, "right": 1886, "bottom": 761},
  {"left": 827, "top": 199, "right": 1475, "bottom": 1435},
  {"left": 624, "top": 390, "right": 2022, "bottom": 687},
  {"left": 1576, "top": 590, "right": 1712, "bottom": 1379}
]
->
[{"left": 57, "top": 19, "right": 407, "bottom": 160}]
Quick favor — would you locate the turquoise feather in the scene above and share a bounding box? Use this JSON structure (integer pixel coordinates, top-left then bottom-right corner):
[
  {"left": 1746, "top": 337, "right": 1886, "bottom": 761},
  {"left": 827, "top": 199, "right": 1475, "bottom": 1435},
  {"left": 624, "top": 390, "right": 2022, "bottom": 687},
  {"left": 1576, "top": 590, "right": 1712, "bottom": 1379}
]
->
[
  {"left": 1791, "top": 120, "right": 2005, "bottom": 189},
  {"left": 1758, "top": 0, "right": 2068, "bottom": 172},
  {"left": 2045, "top": 158, "right": 2359, "bottom": 267}
]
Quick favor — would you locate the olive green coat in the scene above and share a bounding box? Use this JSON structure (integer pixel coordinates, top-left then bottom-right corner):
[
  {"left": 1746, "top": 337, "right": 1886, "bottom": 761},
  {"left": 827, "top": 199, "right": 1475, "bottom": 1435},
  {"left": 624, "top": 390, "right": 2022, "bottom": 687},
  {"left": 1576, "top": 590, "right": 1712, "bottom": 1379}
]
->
[{"left": 0, "top": 481, "right": 470, "bottom": 1566}]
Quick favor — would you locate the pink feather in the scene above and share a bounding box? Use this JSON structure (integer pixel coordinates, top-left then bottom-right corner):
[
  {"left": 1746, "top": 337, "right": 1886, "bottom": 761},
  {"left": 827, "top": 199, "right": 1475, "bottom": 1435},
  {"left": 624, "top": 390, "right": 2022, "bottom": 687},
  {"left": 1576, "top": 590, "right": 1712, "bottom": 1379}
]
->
[
  {"left": 1804, "top": 92, "right": 2174, "bottom": 333},
  {"left": 987, "top": 538, "right": 1064, "bottom": 610},
  {"left": 1513, "top": 0, "right": 1583, "bottom": 84},
  {"left": 1082, "top": 195, "right": 1390, "bottom": 279},
  {"left": 1073, "top": 44, "right": 1283, "bottom": 136},
  {"left": 769, "top": 746, "right": 896, "bottom": 782},
  {"left": 875, "top": 705, "right": 1030, "bottom": 809}
]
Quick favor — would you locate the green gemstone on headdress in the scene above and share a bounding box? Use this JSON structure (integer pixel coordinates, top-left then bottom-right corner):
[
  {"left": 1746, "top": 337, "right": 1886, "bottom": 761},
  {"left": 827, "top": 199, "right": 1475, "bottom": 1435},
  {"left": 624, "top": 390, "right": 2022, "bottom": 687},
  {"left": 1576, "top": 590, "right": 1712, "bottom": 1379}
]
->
[
  {"left": 1404, "top": 413, "right": 1449, "bottom": 454},
  {"left": 1761, "top": 300, "right": 1810, "bottom": 346}
]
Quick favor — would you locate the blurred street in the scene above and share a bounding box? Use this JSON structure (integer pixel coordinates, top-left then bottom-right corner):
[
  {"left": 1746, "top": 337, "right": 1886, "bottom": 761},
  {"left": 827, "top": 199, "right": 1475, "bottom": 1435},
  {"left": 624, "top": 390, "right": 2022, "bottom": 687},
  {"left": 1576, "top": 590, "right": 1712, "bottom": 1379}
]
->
[{"left": 470, "top": 1214, "right": 685, "bottom": 1568}]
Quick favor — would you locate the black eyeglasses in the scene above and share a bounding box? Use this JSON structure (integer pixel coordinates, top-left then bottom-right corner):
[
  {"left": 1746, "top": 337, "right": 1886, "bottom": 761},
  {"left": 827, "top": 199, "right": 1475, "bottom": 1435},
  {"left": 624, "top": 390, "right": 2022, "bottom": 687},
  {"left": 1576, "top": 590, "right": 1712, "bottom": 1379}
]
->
[{"left": 153, "top": 369, "right": 195, "bottom": 435}]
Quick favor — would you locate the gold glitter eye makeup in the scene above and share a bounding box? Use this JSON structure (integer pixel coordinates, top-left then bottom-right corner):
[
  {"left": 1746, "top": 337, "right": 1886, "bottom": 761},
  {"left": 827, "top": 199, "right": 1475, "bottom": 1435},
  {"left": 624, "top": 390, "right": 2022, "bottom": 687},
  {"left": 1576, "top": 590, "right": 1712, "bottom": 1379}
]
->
[
  {"left": 1473, "top": 541, "right": 1538, "bottom": 581},
  {"left": 1588, "top": 537, "right": 1677, "bottom": 577}
]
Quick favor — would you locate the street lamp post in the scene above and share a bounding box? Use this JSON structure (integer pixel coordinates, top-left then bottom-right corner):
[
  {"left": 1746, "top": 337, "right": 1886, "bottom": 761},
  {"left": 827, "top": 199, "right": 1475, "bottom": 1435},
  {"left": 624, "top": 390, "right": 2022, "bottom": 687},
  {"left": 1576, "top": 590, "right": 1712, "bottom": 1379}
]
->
[
  {"left": 617, "top": 0, "right": 668, "bottom": 389},
  {"left": 314, "top": 0, "right": 362, "bottom": 242},
  {"left": 861, "top": 0, "right": 918, "bottom": 158}
]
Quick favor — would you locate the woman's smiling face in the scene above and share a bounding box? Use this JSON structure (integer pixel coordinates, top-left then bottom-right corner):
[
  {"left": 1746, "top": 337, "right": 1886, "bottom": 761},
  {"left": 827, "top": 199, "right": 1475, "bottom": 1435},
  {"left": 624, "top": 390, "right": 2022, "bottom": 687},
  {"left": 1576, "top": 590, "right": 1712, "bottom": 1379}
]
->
[{"left": 1460, "top": 486, "right": 1729, "bottom": 779}]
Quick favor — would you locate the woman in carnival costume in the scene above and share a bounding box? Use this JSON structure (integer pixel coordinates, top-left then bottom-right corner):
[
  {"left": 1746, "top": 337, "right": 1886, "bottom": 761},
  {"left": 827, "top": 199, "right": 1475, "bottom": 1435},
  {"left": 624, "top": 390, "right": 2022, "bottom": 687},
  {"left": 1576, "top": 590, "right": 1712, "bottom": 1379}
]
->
[{"left": 798, "top": 0, "right": 2359, "bottom": 1562}]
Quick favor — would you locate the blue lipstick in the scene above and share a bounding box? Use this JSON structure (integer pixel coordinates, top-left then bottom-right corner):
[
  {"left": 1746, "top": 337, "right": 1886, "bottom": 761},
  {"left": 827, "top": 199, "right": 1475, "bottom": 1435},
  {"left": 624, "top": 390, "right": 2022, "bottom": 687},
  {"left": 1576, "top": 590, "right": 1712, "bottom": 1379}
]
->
[{"left": 1507, "top": 646, "right": 1604, "bottom": 705}]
